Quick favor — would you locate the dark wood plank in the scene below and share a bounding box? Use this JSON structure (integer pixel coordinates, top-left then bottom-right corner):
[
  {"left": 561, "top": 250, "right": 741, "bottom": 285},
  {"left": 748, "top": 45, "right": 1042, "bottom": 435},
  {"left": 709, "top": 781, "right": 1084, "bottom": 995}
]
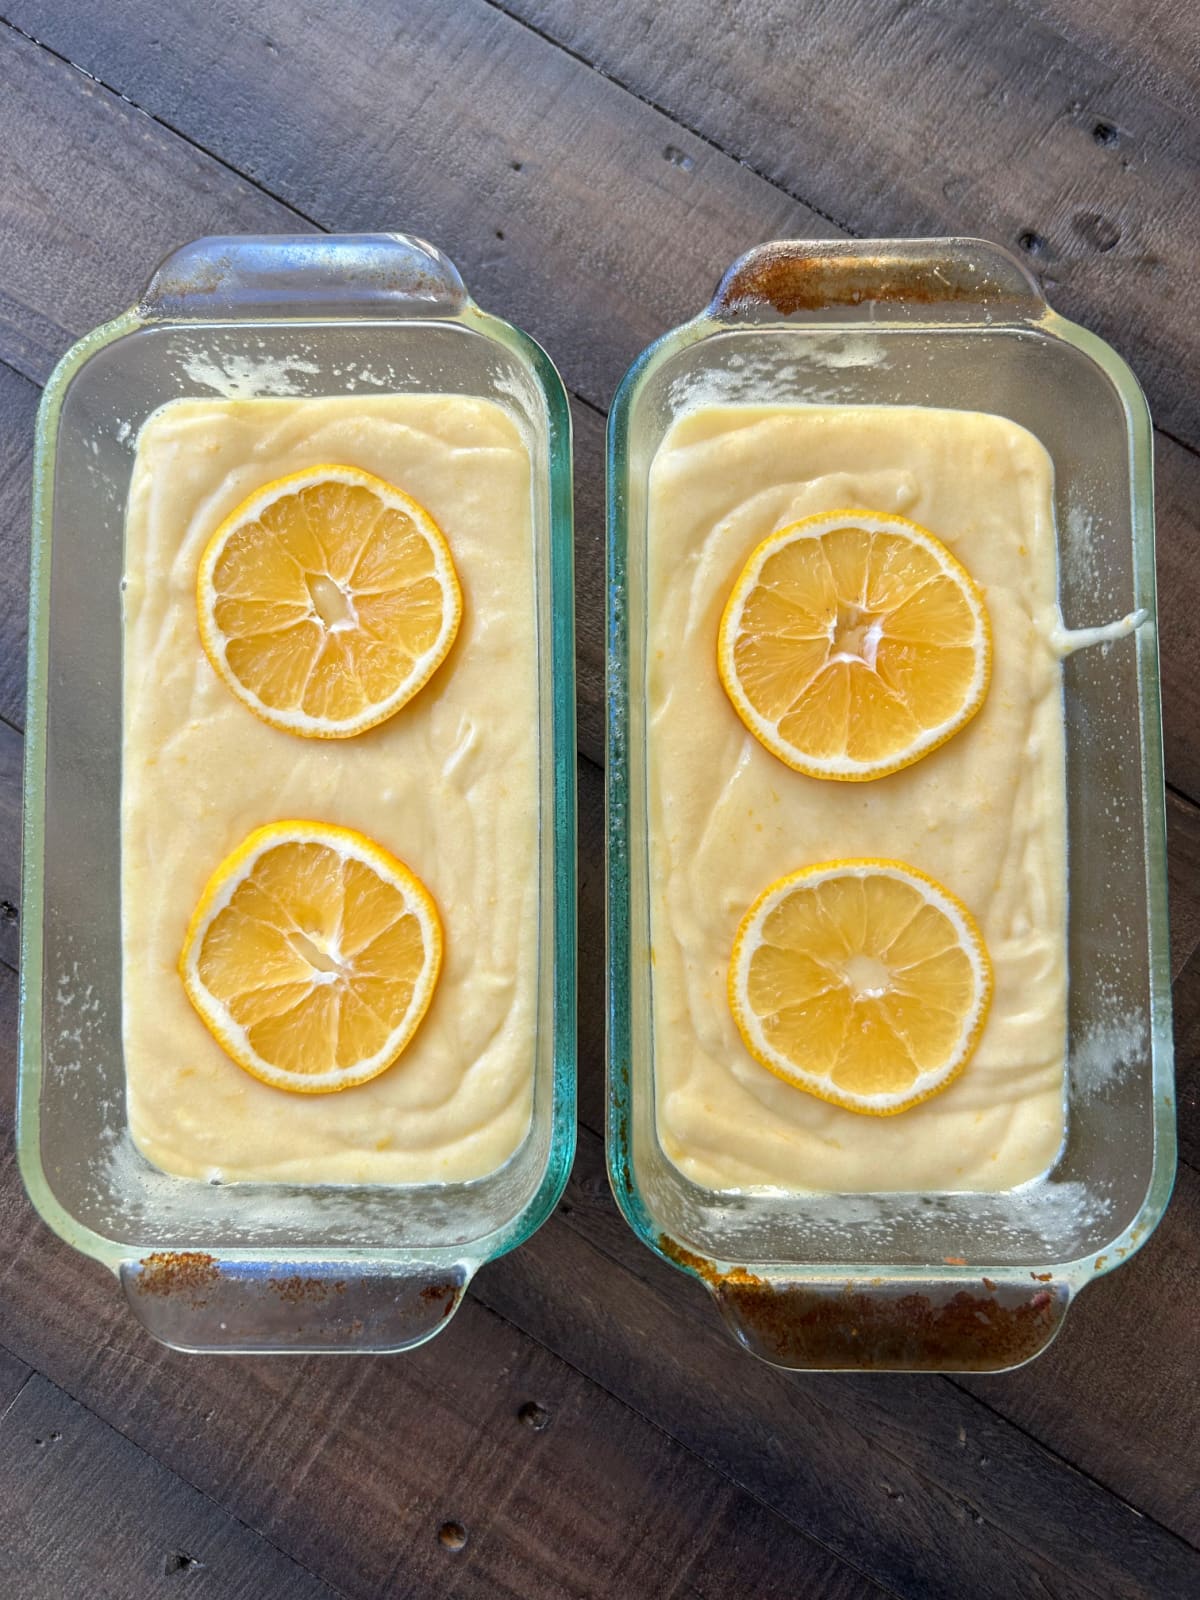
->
[
  {"left": 0, "top": 1374, "right": 342, "bottom": 1599},
  {"left": 1153, "top": 437, "right": 1200, "bottom": 800},
  {"left": 551, "top": 1109, "right": 1200, "bottom": 1550},
  {"left": 0, "top": 22, "right": 301, "bottom": 385},
  {"left": 1174, "top": 947, "right": 1200, "bottom": 1173},
  {"left": 1168, "top": 789, "right": 1200, "bottom": 979},
  {"left": 0, "top": 3, "right": 795, "bottom": 403},
  {"left": 0, "top": 716, "right": 20, "bottom": 970},
  {"left": 0, "top": 7, "right": 1195, "bottom": 793},
  {"left": 0, "top": 1165, "right": 1185, "bottom": 1600},
  {"left": 0, "top": 359, "right": 35, "bottom": 729},
  {"left": 494, "top": 0, "right": 1200, "bottom": 450},
  {"left": 570, "top": 400, "right": 606, "bottom": 763},
  {"left": 1036, "top": 0, "right": 1200, "bottom": 108}
]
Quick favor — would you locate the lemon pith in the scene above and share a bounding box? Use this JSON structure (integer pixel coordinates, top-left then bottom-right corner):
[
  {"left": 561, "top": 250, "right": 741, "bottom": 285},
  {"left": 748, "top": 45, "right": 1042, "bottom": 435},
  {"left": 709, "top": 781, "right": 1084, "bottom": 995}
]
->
[
  {"left": 729, "top": 859, "right": 993, "bottom": 1116},
  {"left": 180, "top": 820, "right": 442, "bottom": 1094},
  {"left": 718, "top": 510, "right": 991, "bottom": 781},
  {"left": 197, "top": 464, "right": 462, "bottom": 739}
]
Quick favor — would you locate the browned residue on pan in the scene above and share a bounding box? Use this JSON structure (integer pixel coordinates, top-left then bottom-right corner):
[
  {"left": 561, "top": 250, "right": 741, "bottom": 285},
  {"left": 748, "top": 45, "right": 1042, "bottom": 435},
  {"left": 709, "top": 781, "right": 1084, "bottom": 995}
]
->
[
  {"left": 716, "top": 1276, "right": 1063, "bottom": 1372},
  {"left": 136, "top": 1251, "right": 220, "bottom": 1302},
  {"left": 268, "top": 1275, "right": 348, "bottom": 1305},
  {"left": 658, "top": 1236, "right": 728, "bottom": 1288},
  {"left": 658, "top": 1234, "right": 1063, "bottom": 1370},
  {"left": 714, "top": 244, "right": 1026, "bottom": 318},
  {"left": 419, "top": 1282, "right": 462, "bottom": 1321}
]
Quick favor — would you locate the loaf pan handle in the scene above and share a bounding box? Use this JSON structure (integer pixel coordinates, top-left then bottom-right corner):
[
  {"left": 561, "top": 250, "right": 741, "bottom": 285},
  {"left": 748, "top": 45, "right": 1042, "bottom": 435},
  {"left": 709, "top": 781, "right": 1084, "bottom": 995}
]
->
[
  {"left": 120, "top": 1254, "right": 470, "bottom": 1354},
  {"left": 710, "top": 236, "right": 1047, "bottom": 322},
  {"left": 139, "top": 232, "right": 469, "bottom": 320},
  {"left": 711, "top": 1271, "right": 1070, "bottom": 1373}
]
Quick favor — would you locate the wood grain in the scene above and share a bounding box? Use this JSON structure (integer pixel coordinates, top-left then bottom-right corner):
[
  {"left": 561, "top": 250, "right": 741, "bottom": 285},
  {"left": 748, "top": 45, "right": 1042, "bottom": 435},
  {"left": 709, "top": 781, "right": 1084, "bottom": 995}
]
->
[
  {"left": 1152, "top": 437, "right": 1200, "bottom": 800},
  {"left": 495, "top": 0, "right": 1200, "bottom": 448},
  {"left": 0, "top": 360, "right": 34, "bottom": 730},
  {"left": 1175, "top": 948, "right": 1199, "bottom": 1173},
  {"left": 1168, "top": 789, "right": 1200, "bottom": 978},
  {"left": 0, "top": 22, "right": 301, "bottom": 387},
  {"left": 1036, "top": 0, "right": 1199, "bottom": 107},
  {"left": 0, "top": 717, "right": 21, "bottom": 971},
  {"left": 0, "top": 6, "right": 1195, "bottom": 794},
  {"left": 0, "top": 1375, "right": 342, "bottom": 1599}
]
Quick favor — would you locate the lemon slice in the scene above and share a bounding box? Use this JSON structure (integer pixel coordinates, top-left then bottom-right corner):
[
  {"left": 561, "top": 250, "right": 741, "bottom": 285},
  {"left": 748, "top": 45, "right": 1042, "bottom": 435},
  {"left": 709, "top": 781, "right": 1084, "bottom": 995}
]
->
[
  {"left": 729, "top": 860, "right": 992, "bottom": 1115},
  {"left": 180, "top": 821, "right": 442, "bottom": 1094},
  {"left": 197, "top": 465, "right": 462, "bottom": 738},
  {"left": 718, "top": 510, "right": 991, "bottom": 780}
]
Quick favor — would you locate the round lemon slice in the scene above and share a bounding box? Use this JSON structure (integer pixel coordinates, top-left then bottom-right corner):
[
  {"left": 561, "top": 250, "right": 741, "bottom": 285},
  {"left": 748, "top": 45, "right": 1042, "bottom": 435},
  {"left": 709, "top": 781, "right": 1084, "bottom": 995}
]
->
[
  {"left": 718, "top": 510, "right": 991, "bottom": 780},
  {"left": 180, "top": 821, "right": 442, "bottom": 1094},
  {"left": 729, "top": 859, "right": 992, "bottom": 1115},
  {"left": 197, "top": 464, "right": 462, "bottom": 738}
]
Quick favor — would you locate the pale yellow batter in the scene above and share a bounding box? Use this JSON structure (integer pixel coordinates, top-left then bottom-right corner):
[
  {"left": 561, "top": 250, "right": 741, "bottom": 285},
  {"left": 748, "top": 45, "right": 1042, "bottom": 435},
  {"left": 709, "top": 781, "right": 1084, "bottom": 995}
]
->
[
  {"left": 122, "top": 395, "right": 537, "bottom": 1184},
  {"left": 648, "top": 404, "right": 1067, "bottom": 1192}
]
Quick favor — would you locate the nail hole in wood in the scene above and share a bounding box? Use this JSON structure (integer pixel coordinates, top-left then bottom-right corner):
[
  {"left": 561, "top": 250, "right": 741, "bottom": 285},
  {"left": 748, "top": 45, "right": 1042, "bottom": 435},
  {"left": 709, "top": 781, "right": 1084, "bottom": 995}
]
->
[
  {"left": 663, "top": 144, "right": 695, "bottom": 170},
  {"left": 511, "top": 160, "right": 522, "bottom": 171},
  {"left": 438, "top": 1521, "right": 468, "bottom": 1551},
  {"left": 1017, "top": 230, "right": 1048, "bottom": 256},
  {"left": 495, "top": 229, "right": 505, "bottom": 241},
  {"left": 1092, "top": 121, "right": 1119, "bottom": 147},
  {"left": 518, "top": 1400, "right": 550, "bottom": 1431},
  {"left": 163, "top": 1551, "right": 202, "bottom": 1574}
]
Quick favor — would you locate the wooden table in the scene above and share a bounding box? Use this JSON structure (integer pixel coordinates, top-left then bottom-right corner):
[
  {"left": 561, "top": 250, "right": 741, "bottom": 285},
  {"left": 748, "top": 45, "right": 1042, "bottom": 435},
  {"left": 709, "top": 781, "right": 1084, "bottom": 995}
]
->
[{"left": 0, "top": 3, "right": 1196, "bottom": 1595}]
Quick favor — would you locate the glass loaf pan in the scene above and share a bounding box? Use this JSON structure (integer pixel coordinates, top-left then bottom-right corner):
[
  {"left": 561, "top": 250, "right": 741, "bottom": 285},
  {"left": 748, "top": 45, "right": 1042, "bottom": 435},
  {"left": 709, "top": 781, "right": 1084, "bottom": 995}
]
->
[
  {"left": 20, "top": 233, "right": 576, "bottom": 1354},
  {"left": 606, "top": 237, "right": 1174, "bottom": 1372}
]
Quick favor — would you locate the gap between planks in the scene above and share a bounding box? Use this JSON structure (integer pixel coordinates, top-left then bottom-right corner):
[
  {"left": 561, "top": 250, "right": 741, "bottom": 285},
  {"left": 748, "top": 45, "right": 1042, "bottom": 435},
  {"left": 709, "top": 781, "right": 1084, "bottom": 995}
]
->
[
  {"left": 0, "top": 1363, "right": 354, "bottom": 1600},
  {"left": 478, "top": 0, "right": 870, "bottom": 242}
]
